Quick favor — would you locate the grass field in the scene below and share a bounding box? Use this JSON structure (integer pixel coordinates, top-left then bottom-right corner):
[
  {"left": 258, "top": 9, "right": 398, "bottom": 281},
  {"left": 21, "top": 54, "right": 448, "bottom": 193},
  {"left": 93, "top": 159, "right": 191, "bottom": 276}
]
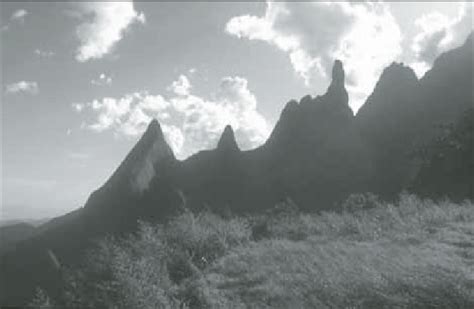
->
[{"left": 36, "top": 194, "right": 474, "bottom": 309}]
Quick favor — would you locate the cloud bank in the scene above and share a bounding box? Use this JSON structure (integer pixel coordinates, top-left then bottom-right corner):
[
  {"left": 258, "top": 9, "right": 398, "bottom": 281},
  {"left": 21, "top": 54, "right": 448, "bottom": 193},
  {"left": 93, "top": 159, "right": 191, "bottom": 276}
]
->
[
  {"left": 226, "top": 1, "right": 402, "bottom": 111},
  {"left": 74, "top": 1, "right": 145, "bottom": 62},
  {"left": 74, "top": 75, "right": 270, "bottom": 158}
]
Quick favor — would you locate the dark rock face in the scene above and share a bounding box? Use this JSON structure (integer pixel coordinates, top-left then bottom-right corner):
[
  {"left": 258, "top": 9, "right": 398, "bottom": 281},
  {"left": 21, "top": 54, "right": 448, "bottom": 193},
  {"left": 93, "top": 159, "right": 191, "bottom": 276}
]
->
[
  {"left": 357, "top": 33, "right": 473, "bottom": 197},
  {"left": 96, "top": 118, "right": 176, "bottom": 195},
  {"left": 81, "top": 118, "right": 178, "bottom": 237},
  {"left": 260, "top": 59, "right": 372, "bottom": 209},
  {"left": 356, "top": 62, "right": 421, "bottom": 196},
  {"left": 411, "top": 109, "right": 474, "bottom": 200},
  {"left": 217, "top": 125, "right": 240, "bottom": 153}
]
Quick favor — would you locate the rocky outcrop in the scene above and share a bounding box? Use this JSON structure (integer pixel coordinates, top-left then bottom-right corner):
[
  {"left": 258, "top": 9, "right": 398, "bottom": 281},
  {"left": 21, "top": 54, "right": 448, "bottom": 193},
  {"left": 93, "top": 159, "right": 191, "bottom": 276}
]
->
[
  {"left": 216, "top": 125, "right": 240, "bottom": 153},
  {"left": 101, "top": 119, "right": 176, "bottom": 195},
  {"left": 259, "top": 60, "right": 372, "bottom": 209}
]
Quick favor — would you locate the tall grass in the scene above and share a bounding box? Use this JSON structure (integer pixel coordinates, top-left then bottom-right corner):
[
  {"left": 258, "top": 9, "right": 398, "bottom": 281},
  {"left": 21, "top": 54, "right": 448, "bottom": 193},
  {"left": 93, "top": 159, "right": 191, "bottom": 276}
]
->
[{"left": 36, "top": 194, "right": 474, "bottom": 309}]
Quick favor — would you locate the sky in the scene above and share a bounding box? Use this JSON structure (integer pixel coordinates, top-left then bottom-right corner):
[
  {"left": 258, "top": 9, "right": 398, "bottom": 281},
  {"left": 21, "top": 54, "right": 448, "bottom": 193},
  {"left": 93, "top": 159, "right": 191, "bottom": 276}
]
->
[{"left": 1, "top": 1, "right": 472, "bottom": 220}]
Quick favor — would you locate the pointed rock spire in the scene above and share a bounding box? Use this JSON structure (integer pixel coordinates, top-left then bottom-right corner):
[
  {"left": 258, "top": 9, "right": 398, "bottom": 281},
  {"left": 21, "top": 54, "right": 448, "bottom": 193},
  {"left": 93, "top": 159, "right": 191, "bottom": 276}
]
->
[
  {"left": 332, "top": 59, "right": 345, "bottom": 87},
  {"left": 324, "top": 59, "right": 349, "bottom": 109},
  {"left": 104, "top": 119, "right": 176, "bottom": 194},
  {"left": 140, "top": 119, "right": 165, "bottom": 145},
  {"left": 217, "top": 125, "right": 239, "bottom": 152}
]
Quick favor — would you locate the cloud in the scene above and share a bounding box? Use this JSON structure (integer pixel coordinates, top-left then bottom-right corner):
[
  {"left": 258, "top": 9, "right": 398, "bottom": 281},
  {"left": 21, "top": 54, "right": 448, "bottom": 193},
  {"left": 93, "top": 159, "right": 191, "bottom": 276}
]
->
[
  {"left": 74, "top": 75, "right": 270, "bottom": 158},
  {"left": 91, "top": 73, "right": 113, "bottom": 86},
  {"left": 226, "top": 1, "right": 402, "bottom": 111},
  {"left": 168, "top": 74, "right": 191, "bottom": 96},
  {"left": 1, "top": 9, "right": 28, "bottom": 31},
  {"left": 5, "top": 81, "right": 39, "bottom": 95},
  {"left": 74, "top": 2, "right": 145, "bottom": 62},
  {"left": 411, "top": 2, "right": 473, "bottom": 77},
  {"left": 11, "top": 9, "right": 28, "bottom": 22},
  {"left": 34, "top": 49, "right": 55, "bottom": 58}
]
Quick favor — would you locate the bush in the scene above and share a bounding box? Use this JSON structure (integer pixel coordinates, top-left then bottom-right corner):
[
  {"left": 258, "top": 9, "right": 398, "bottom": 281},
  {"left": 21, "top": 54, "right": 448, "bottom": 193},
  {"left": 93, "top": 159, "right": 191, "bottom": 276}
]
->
[
  {"left": 57, "top": 210, "right": 251, "bottom": 309},
  {"left": 341, "top": 192, "right": 380, "bottom": 212},
  {"left": 28, "top": 288, "right": 52, "bottom": 309}
]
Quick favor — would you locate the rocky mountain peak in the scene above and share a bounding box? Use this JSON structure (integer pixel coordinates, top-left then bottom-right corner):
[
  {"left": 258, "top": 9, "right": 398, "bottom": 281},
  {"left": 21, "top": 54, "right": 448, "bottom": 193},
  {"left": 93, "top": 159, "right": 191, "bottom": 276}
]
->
[
  {"left": 217, "top": 125, "right": 239, "bottom": 152},
  {"left": 104, "top": 119, "right": 176, "bottom": 194},
  {"left": 380, "top": 62, "right": 418, "bottom": 85},
  {"left": 322, "top": 59, "right": 350, "bottom": 114},
  {"left": 331, "top": 59, "right": 345, "bottom": 87}
]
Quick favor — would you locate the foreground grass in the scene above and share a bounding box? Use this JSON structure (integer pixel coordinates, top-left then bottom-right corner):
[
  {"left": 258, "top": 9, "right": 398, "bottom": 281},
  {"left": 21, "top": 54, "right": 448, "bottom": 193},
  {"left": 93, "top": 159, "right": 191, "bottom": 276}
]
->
[
  {"left": 36, "top": 194, "right": 474, "bottom": 308},
  {"left": 190, "top": 195, "right": 474, "bottom": 308}
]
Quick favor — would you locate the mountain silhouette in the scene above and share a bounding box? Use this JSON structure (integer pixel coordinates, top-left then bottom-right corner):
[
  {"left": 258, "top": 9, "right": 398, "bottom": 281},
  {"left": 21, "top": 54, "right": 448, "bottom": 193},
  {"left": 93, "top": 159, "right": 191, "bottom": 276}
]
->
[
  {"left": 217, "top": 125, "right": 240, "bottom": 152},
  {"left": 357, "top": 33, "right": 473, "bottom": 197},
  {"left": 1, "top": 33, "right": 473, "bottom": 306}
]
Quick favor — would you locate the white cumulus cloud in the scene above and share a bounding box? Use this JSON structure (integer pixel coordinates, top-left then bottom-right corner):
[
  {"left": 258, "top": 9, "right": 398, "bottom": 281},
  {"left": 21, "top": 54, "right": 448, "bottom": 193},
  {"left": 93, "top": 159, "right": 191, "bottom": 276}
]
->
[
  {"left": 5, "top": 81, "right": 39, "bottom": 95},
  {"left": 168, "top": 75, "right": 191, "bottom": 96},
  {"left": 74, "top": 75, "right": 270, "bottom": 158},
  {"left": 226, "top": 1, "right": 402, "bottom": 111},
  {"left": 411, "top": 2, "right": 473, "bottom": 77},
  {"left": 74, "top": 1, "right": 145, "bottom": 62}
]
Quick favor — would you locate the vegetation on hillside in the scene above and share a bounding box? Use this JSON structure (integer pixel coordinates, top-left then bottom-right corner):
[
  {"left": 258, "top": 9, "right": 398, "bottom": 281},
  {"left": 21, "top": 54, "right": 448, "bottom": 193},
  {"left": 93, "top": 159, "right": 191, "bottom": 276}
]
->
[
  {"left": 31, "top": 194, "right": 474, "bottom": 309},
  {"left": 412, "top": 108, "right": 474, "bottom": 200}
]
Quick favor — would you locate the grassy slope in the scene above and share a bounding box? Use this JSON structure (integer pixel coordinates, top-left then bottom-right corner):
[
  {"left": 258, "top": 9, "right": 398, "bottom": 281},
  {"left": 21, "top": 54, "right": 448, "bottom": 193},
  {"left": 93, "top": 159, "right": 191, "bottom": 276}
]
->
[
  {"left": 49, "top": 195, "right": 474, "bottom": 309},
  {"left": 191, "top": 195, "right": 474, "bottom": 308}
]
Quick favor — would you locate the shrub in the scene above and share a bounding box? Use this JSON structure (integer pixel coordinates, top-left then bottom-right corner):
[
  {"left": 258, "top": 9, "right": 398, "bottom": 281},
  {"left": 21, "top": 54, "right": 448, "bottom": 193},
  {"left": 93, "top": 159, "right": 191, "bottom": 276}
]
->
[
  {"left": 341, "top": 192, "right": 380, "bottom": 212},
  {"left": 28, "top": 287, "right": 52, "bottom": 309},
  {"left": 58, "top": 210, "right": 251, "bottom": 308}
]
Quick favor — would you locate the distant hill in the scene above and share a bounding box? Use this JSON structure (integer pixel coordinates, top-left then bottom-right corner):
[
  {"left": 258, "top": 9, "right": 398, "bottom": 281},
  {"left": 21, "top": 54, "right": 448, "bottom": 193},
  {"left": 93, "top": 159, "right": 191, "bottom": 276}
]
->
[
  {"left": 1, "top": 33, "right": 472, "bottom": 306},
  {"left": 0, "top": 217, "right": 50, "bottom": 228},
  {"left": 0, "top": 223, "right": 36, "bottom": 254}
]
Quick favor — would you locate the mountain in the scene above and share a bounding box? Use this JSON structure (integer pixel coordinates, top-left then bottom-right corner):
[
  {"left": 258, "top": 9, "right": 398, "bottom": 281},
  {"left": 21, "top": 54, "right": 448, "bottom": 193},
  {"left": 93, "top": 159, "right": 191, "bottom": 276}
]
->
[
  {"left": 0, "top": 218, "right": 50, "bottom": 228},
  {"left": 256, "top": 59, "right": 372, "bottom": 209},
  {"left": 357, "top": 33, "right": 473, "bottom": 197},
  {"left": 1, "top": 34, "right": 473, "bottom": 306},
  {"left": 82, "top": 119, "right": 178, "bottom": 232},
  {"left": 0, "top": 123, "right": 181, "bottom": 306},
  {"left": 170, "top": 58, "right": 372, "bottom": 213},
  {"left": 356, "top": 62, "right": 421, "bottom": 195}
]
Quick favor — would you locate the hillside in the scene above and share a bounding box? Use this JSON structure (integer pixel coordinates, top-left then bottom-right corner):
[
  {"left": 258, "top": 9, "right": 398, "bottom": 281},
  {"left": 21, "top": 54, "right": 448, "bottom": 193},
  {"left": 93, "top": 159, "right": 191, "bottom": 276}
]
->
[
  {"left": 32, "top": 195, "right": 474, "bottom": 309},
  {"left": 0, "top": 223, "right": 36, "bottom": 254}
]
